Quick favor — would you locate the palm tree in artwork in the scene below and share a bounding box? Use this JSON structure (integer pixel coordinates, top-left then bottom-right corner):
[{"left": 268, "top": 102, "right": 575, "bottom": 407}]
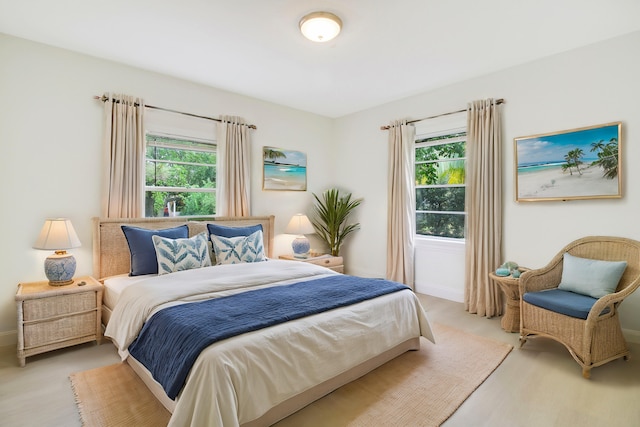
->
[
  {"left": 562, "top": 148, "right": 584, "bottom": 175},
  {"left": 591, "top": 137, "right": 619, "bottom": 179},
  {"left": 590, "top": 140, "right": 605, "bottom": 154},
  {"left": 572, "top": 148, "right": 585, "bottom": 175},
  {"left": 562, "top": 152, "right": 575, "bottom": 175},
  {"left": 263, "top": 148, "right": 287, "bottom": 163}
]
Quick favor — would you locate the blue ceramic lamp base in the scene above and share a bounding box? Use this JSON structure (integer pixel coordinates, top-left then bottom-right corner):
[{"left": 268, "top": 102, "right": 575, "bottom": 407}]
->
[
  {"left": 44, "top": 251, "right": 76, "bottom": 286},
  {"left": 291, "top": 236, "right": 311, "bottom": 259}
]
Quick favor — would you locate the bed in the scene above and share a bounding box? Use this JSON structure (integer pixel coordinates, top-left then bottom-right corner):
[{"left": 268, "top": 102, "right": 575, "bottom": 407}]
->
[{"left": 93, "top": 215, "right": 435, "bottom": 427}]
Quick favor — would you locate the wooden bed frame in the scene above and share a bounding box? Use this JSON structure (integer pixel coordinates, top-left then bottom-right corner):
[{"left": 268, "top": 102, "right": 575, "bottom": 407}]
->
[{"left": 92, "top": 215, "right": 420, "bottom": 426}]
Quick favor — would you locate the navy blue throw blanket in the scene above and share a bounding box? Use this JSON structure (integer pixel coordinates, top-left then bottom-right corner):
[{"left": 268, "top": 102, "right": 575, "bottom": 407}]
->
[{"left": 128, "top": 275, "right": 409, "bottom": 399}]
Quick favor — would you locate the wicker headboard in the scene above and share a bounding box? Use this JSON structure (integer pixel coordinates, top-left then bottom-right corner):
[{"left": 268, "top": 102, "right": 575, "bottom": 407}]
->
[{"left": 92, "top": 216, "right": 275, "bottom": 280}]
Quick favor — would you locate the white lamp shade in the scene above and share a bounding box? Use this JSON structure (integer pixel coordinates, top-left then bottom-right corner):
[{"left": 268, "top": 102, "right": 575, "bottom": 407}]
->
[
  {"left": 299, "top": 12, "right": 342, "bottom": 42},
  {"left": 33, "top": 218, "right": 81, "bottom": 250},
  {"left": 33, "top": 218, "right": 81, "bottom": 286},
  {"left": 285, "top": 214, "right": 315, "bottom": 236}
]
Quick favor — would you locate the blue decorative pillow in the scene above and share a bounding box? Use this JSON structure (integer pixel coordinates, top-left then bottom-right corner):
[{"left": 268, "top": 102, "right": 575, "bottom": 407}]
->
[
  {"left": 121, "top": 225, "right": 189, "bottom": 276},
  {"left": 558, "top": 253, "right": 627, "bottom": 298},
  {"left": 152, "top": 232, "right": 212, "bottom": 275},
  {"left": 210, "top": 230, "right": 266, "bottom": 265},
  {"left": 206, "top": 223, "right": 263, "bottom": 238}
]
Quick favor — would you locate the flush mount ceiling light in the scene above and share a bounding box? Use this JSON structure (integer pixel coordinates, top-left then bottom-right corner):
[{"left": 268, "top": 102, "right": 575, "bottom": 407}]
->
[{"left": 299, "top": 11, "right": 342, "bottom": 42}]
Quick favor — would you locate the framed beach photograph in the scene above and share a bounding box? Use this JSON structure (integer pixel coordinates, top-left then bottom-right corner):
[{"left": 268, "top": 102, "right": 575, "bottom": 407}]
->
[
  {"left": 514, "top": 122, "right": 622, "bottom": 202},
  {"left": 263, "top": 146, "right": 307, "bottom": 191}
]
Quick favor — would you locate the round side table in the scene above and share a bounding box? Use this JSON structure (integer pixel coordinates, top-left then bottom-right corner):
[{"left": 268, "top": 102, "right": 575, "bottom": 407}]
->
[{"left": 489, "top": 269, "right": 528, "bottom": 333}]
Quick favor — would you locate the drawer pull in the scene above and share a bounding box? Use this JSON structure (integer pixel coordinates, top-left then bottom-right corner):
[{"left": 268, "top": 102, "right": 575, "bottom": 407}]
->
[{"left": 324, "top": 259, "right": 330, "bottom": 264}]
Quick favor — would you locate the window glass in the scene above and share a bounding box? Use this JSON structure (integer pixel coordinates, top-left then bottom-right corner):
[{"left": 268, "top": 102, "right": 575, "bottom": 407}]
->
[
  {"left": 144, "top": 134, "right": 216, "bottom": 217},
  {"left": 415, "top": 130, "right": 466, "bottom": 239}
]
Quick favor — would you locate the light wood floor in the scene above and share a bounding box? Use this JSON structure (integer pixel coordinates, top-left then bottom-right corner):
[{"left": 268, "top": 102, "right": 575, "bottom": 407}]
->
[{"left": 1, "top": 295, "right": 639, "bottom": 427}]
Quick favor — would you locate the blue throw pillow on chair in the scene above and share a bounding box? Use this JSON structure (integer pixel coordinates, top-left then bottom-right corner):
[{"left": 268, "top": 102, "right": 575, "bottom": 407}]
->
[{"left": 557, "top": 253, "right": 627, "bottom": 298}]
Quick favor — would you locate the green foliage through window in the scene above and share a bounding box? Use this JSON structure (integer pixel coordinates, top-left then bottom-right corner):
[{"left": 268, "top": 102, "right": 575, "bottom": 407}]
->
[
  {"left": 145, "top": 134, "right": 217, "bottom": 217},
  {"left": 415, "top": 131, "right": 466, "bottom": 239}
]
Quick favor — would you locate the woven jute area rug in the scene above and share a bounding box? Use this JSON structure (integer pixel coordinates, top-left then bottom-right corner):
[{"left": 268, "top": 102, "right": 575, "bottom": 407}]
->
[
  {"left": 70, "top": 323, "right": 512, "bottom": 427},
  {"left": 70, "top": 362, "right": 171, "bottom": 427}
]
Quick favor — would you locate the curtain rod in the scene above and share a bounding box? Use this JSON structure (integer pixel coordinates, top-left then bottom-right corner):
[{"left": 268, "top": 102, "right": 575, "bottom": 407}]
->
[
  {"left": 379, "top": 98, "right": 505, "bottom": 130},
  {"left": 94, "top": 95, "right": 257, "bottom": 130}
]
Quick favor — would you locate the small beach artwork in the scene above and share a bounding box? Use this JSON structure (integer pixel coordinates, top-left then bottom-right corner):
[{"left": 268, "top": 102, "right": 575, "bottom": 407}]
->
[
  {"left": 263, "top": 146, "right": 307, "bottom": 191},
  {"left": 515, "top": 122, "right": 622, "bottom": 202}
]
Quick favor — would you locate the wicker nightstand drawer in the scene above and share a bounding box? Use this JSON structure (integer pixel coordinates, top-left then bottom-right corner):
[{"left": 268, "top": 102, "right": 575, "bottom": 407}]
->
[
  {"left": 23, "top": 291, "right": 96, "bottom": 321},
  {"left": 24, "top": 312, "right": 97, "bottom": 348},
  {"left": 305, "top": 256, "right": 343, "bottom": 268}
]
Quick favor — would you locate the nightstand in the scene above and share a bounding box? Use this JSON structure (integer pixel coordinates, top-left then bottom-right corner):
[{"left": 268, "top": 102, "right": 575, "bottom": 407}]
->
[
  {"left": 15, "top": 276, "right": 103, "bottom": 366},
  {"left": 279, "top": 254, "right": 344, "bottom": 273}
]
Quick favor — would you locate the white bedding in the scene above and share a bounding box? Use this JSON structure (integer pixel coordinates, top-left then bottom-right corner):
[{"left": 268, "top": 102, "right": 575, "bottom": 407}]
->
[
  {"left": 103, "top": 273, "right": 155, "bottom": 310},
  {"left": 104, "top": 260, "right": 434, "bottom": 427}
]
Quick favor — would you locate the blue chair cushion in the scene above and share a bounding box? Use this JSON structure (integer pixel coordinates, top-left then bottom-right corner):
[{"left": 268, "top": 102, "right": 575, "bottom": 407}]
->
[
  {"left": 121, "top": 225, "right": 189, "bottom": 276},
  {"left": 523, "top": 289, "right": 610, "bottom": 320}
]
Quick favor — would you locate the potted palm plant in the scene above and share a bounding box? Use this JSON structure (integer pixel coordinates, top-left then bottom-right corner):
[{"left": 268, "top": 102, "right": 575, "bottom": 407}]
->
[{"left": 310, "top": 188, "right": 363, "bottom": 256}]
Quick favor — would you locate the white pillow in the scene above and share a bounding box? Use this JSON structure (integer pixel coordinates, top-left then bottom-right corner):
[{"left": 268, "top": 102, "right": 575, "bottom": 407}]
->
[
  {"left": 152, "top": 232, "right": 212, "bottom": 275},
  {"left": 558, "top": 252, "right": 627, "bottom": 298},
  {"left": 210, "top": 230, "right": 266, "bottom": 265}
]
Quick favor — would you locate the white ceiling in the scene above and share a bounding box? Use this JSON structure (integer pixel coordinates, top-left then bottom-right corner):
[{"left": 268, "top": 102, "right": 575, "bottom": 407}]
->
[{"left": 2, "top": 0, "right": 640, "bottom": 118}]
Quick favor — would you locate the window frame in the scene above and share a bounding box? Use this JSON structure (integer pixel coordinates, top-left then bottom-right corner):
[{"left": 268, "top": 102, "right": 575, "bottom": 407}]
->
[{"left": 414, "top": 126, "right": 467, "bottom": 241}]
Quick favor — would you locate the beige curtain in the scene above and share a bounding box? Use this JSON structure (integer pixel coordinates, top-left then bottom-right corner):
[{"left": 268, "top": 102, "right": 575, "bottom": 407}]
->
[
  {"left": 101, "top": 93, "right": 145, "bottom": 218},
  {"left": 386, "top": 120, "right": 416, "bottom": 288},
  {"left": 216, "top": 116, "right": 251, "bottom": 216},
  {"left": 464, "top": 99, "right": 503, "bottom": 317}
]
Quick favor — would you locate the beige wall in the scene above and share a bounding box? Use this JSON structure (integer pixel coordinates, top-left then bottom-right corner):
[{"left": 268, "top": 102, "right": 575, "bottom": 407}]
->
[
  {"left": 0, "top": 34, "right": 335, "bottom": 345},
  {"left": 335, "top": 31, "right": 640, "bottom": 340}
]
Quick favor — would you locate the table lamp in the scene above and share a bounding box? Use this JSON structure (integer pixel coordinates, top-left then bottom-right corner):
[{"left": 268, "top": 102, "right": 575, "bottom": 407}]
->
[
  {"left": 33, "top": 218, "right": 82, "bottom": 286},
  {"left": 285, "top": 214, "right": 315, "bottom": 258}
]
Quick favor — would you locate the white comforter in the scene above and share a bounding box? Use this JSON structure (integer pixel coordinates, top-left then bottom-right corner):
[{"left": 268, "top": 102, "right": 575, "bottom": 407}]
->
[{"left": 105, "top": 260, "right": 434, "bottom": 427}]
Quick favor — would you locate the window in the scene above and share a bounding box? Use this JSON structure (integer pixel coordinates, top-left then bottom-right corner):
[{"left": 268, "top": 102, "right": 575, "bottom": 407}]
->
[
  {"left": 415, "top": 129, "right": 466, "bottom": 239},
  {"left": 144, "top": 133, "right": 217, "bottom": 217}
]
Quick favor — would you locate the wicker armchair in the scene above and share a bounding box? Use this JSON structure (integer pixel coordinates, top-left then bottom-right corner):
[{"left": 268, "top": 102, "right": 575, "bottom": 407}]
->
[{"left": 519, "top": 236, "right": 640, "bottom": 378}]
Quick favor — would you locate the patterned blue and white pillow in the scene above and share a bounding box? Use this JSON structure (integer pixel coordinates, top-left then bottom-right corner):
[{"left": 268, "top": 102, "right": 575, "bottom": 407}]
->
[
  {"left": 152, "top": 232, "right": 212, "bottom": 275},
  {"left": 210, "top": 230, "right": 266, "bottom": 265}
]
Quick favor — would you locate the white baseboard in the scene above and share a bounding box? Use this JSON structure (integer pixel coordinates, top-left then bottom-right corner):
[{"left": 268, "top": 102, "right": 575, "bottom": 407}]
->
[
  {"left": 0, "top": 330, "right": 17, "bottom": 348},
  {"left": 623, "top": 328, "right": 640, "bottom": 344},
  {"left": 349, "top": 269, "right": 466, "bottom": 304},
  {"left": 416, "top": 283, "right": 464, "bottom": 303}
]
